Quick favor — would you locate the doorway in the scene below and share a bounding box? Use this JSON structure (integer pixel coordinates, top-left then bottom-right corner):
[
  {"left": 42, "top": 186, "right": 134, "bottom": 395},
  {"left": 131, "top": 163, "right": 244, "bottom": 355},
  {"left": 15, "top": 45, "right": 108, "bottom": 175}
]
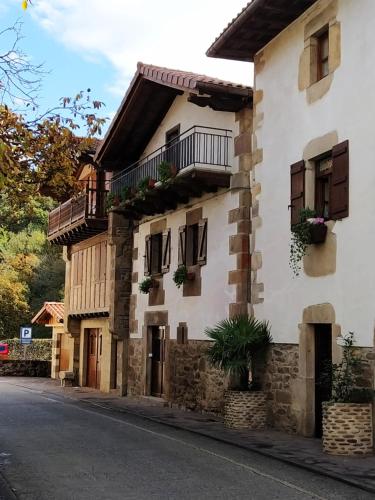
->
[
  {"left": 314, "top": 324, "right": 332, "bottom": 437},
  {"left": 150, "top": 326, "right": 166, "bottom": 397},
  {"left": 87, "top": 329, "right": 102, "bottom": 389}
]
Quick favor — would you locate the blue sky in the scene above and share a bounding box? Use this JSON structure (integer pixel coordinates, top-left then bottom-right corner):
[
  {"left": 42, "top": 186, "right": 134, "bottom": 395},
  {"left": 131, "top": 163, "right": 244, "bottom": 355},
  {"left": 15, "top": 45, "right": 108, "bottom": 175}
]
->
[{"left": 1, "top": 0, "right": 252, "bottom": 134}]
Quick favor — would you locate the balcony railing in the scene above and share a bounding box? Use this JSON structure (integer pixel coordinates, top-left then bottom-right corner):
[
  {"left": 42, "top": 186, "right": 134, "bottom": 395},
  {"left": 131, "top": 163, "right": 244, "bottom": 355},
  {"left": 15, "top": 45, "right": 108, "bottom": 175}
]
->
[
  {"left": 111, "top": 126, "right": 232, "bottom": 196},
  {"left": 48, "top": 187, "right": 108, "bottom": 243}
]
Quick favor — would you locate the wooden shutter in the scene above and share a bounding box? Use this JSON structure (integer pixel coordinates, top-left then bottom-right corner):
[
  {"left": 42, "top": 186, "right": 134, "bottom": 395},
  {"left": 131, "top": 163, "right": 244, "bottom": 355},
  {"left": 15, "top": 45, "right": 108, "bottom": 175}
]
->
[
  {"left": 197, "top": 218, "right": 208, "bottom": 266},
  {"left": 330, "top": 140, "right": 349, "bottom": 220},
  {"left": 161, "top": 229, "right": 171, "bottom": 273},
  {"left": 144, "top": 235, "right": 151, "bottom": 276},
  {"left": 178, "top": 225, "right": 186, "bottom": 266},
  {"left": 290, "top": 160, "right": 306, "bottom": 225}
]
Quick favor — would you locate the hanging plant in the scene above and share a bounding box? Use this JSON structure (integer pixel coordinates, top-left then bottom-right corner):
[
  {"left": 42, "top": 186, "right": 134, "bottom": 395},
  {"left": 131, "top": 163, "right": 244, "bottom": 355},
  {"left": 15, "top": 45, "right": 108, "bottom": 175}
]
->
[
  {"left": 290, "top": 208, "right": 327, "bottom": 276},
  {"left": 139, "top": 277, "right": 154, "bottom": 294},
  {"left": 173, "top": 265, "right": 194, "bottom": 288}
]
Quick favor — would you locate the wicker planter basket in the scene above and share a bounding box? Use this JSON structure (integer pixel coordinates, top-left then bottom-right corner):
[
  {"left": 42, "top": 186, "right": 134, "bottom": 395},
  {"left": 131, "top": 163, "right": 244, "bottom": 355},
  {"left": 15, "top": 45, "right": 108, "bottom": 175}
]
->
[
  {"left": 224, "top": 390, "right": 267, "bottom": 430},
  {"left": 322, "top": 402, "right": 373, "bottom": 456}
]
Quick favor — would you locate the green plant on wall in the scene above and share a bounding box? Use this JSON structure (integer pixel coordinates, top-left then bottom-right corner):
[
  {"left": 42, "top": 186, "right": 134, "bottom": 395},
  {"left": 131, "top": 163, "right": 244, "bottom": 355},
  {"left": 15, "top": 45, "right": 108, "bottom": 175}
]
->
[
  {"left": 205, "top": 315, "right": 272, "bottom": 391},
  {"left": 321, "top": 332, "right": 373, "bottom": 404},
  {"left": 173, "top": 265, "right": 188, "bottom": 288},
  {"left": 290, "top": 207, "right": 319, "bottom": 276},
  {"left": 139, "top": 277, "right": 153, "bottom": 294}
]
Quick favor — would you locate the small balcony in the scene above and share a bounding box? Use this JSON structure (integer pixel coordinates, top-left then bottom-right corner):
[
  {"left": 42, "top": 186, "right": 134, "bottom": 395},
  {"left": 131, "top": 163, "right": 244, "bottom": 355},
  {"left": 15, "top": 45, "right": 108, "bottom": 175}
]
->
[
  {"left": 110, "top": 126, "right": 232, "bottom": 216},
  {"left": 48, "top": 187, "right": 108, "bottom": 245}
]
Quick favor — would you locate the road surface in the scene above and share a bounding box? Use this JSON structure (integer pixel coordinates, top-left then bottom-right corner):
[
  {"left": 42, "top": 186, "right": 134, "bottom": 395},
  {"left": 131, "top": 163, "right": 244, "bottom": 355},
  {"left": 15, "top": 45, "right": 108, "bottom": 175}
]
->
[{"left": 0, "top": 378, "right": 372, "bottom": 500}]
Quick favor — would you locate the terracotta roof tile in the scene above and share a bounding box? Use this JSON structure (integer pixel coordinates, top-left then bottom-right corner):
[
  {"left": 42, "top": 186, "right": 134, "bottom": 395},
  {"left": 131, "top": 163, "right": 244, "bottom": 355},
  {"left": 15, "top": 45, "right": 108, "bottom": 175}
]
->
[
  {"left": 136, "top": 62, "right": 250, "bottom": 92},
  {"left": 32, "top": 302, "right": 64, "bottom": 325}
]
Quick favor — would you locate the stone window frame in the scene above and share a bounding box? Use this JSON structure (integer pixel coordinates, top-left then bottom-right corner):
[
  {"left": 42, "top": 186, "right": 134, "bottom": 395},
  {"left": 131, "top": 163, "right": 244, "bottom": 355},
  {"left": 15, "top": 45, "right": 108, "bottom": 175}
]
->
[{"left": 298, "top": 1, "right": 341, "bottom": 104}]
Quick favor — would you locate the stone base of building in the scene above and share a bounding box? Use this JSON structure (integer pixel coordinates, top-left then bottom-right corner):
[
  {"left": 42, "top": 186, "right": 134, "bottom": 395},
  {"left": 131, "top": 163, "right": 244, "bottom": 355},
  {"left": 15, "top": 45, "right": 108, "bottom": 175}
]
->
[
  {"left": 169, "top": 340, "right": 227, "bottom": 414},
  {"left": 127, "top": 338, "right": 144, "bottom": 396},
  {"left": 224, "top": 390, "right": 267, "bottom": 429},
  {"left": 322, "top": 403, "right": 373, "bottom": 456}
]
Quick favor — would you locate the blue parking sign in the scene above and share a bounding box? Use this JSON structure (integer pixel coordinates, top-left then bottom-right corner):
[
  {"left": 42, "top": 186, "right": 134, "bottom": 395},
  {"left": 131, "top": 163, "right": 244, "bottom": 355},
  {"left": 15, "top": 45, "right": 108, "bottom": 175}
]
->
[{"left": 20, "top": 326, "right": 32, "bottom": 345}]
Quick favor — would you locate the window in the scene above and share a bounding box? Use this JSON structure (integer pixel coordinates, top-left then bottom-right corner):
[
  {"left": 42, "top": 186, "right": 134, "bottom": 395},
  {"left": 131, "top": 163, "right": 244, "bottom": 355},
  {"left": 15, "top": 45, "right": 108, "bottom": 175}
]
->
[
  {"left": 144, "top": 229, "right": 171, "bottom": 276},
  {"left": 290, "top": 140, "right": 349, "bottom": 225},
  {"left": 317, "top": 28, "right": 329, "bottom": 80},
  {"left": 165, "top": 125, "right": 180, "bottom": 167},
  {"left": 315, "top": 156, "right": 333, "bottom": 218},
  {"left": 178, "top": 219, "right": 207, "bottom": 267},
  {"left": 186, "top": 223, "right": 199, "bottom": 266}
]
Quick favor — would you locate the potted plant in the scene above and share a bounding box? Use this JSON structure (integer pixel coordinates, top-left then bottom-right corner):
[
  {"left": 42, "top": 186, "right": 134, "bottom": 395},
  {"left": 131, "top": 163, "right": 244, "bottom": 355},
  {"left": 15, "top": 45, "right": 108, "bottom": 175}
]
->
[
  {"left": 290, "top": 208, "right": 328, "bottom": 276},
  {"left": 138, "top": 176, "right": 151, "bottom": 196},
  {"left": 158, "top": 161, "right": 174, "bottom": 184},
  {"left": 106, "top": 192, "right": 120, "bottom": 209},
  {"left": 173, "top": 265, "right": 195, "bottom": 288},
  {"left": 205, "top": 315, "right": 272, "bottom": 429},
  {"left": 321, "top": 332, "right": 373, "bottom": 456},
  {"left": 139, "top": 277, "right": 159, "bottom": 294}
]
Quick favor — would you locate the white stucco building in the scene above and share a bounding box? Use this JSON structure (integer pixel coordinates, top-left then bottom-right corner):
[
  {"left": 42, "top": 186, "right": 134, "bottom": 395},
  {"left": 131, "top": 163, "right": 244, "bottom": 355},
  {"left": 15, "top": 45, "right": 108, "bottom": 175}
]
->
[{"left": 208, "top": 0, "right": 375, "bottom": 436}]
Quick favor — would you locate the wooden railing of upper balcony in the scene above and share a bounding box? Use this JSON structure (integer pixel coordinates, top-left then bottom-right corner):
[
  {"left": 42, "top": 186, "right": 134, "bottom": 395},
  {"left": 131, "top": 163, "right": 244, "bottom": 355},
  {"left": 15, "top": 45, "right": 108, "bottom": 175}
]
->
[
  {"left": 111, "top": 126, "right": 232, "bottom": 196},
  {"left": 47, "top": 185, "right": 108, "bottom": 244}
]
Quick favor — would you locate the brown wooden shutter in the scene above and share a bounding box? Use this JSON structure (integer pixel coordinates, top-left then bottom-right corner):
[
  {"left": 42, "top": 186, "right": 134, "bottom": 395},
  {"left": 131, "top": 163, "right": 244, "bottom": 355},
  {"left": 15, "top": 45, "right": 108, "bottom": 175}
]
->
[
  {"left": 290, "top": 160, "right": 306, "bottom": 225},
  {"left": 161, "top": 229, "right": 171, "bottom": 273},
  {"left": 197, "top": 218, "right": 208, "bottom": 266},
  {"left": 178, "top": 225, "right": 186, "bottom": 266},
  {"left": 330, "top": 140, "right": 349, "bottom": 220},
  {"left": 144, "top": 235, "right": 151, "bottom": 276}
]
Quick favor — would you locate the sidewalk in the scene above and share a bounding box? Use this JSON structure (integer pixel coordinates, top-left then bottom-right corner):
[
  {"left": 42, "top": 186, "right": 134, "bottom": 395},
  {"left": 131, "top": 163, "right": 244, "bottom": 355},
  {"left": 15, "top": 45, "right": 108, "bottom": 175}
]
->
[{"left": 7, "top": 377, "right": 375, "bottom": 494}]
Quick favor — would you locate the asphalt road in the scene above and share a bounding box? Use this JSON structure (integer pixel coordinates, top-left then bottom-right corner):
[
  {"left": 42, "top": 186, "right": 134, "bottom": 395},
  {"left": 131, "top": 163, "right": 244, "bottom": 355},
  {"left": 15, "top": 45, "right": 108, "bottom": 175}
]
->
[{"left": 0, "top": 379, "right": 372, "bottom": 500}]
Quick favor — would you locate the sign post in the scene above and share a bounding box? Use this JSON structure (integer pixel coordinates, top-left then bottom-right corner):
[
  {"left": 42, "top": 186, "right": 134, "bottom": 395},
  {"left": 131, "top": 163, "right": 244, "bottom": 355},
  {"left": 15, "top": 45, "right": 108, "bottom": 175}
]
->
[{"left": 20, "top": 326, "right": 32, "bottom": 360}]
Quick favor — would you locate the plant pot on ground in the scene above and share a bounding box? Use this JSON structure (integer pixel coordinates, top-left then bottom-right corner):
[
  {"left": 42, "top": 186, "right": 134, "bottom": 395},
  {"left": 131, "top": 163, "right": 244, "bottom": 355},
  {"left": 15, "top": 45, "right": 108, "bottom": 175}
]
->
[
  {"left": 205, "top": 315, "right": 272, "bottom": 430},
  {"left": 321, "top": 332, "right": 374, "bottom": 456},
  {"left": 290, "top": 208, "right": 328, "bottom": 276}
]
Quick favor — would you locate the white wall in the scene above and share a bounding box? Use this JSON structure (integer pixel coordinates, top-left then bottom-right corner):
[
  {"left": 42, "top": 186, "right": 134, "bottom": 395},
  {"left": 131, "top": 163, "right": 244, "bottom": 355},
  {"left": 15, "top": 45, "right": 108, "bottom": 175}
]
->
[
  {"left": 141, "top": 93, "right": 239, "bottom": 172},
  {"left": 254, "top": 0, "right": 375, "bottom": 346},
  {"left": 132, "top": 190, "right": 238, "bottom": 341}
]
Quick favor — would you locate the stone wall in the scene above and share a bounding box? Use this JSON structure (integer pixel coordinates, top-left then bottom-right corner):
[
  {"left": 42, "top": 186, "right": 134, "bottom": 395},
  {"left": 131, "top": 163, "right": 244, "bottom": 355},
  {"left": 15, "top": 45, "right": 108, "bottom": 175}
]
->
[
  {"left": 323, "top": 403, "right": 373, "bottom": 456},
  {"left": 0, "top": 360, "right": 51, "bottom": 377},
  {"left": 169, "top": 340, "right": 227, "bottom": 414},
  {"left": 261, "top": 344, "right": 299, "bottom": 433},
  {"left": 127, "top": 339, "right": 144, "bottom": 396}
]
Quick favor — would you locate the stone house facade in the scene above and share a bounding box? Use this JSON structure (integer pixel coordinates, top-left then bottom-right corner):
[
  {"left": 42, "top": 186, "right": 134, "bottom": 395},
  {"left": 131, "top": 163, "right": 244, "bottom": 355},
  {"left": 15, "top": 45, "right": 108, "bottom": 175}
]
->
[
  {"left": 208, "top": 0, "right": 375, "bottom": 436},
  {"left": 48, "top": 63, "right": 253, "bottom": 412}
]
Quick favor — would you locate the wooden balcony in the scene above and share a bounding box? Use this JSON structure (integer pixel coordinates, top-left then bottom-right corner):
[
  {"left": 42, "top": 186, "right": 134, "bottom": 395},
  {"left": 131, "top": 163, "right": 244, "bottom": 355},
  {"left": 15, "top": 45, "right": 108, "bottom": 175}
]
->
[
  {"left": 48, "top": 187, "right": 108, "bottom": 245},
  {"left": 110, "top": 126, "right": 232, "bottom": 216}
]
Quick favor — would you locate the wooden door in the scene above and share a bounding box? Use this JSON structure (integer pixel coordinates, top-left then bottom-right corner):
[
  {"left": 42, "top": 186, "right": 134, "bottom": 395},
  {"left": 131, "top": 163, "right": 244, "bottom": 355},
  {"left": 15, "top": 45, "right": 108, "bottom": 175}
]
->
[
  {"left": 151, "top": 326, "right": 165, "bottom": 397},
  {"left": 87, "top": 329, "right": 101, "bottom": 389},
  {"left": 314, "top": 324, "right": 332, "bottom": 437},
  {"left": 59, "top": 333, "right": 70, "bottom": 372}
]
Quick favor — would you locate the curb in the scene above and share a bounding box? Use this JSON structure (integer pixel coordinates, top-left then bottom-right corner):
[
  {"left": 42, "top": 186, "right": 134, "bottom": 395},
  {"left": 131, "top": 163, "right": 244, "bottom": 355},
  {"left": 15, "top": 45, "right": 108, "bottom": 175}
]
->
[{"left": 80, "top": 398, "right": 375, "bottom": 496}]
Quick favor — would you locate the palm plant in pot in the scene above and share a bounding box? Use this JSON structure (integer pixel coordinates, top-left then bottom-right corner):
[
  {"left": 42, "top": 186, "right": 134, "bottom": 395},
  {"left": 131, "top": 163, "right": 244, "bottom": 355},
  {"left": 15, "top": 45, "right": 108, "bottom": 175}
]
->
[{"left": 205, "top": 315, "right": 272, "bottom": 429}]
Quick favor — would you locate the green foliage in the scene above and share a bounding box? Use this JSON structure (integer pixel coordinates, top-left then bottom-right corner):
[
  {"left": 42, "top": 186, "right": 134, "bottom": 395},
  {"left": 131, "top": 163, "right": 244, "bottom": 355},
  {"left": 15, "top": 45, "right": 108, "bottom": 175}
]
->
[
  {"left": 138, "top": 177, "right": 151, "bottom": 195},
  {"left": 290, "top": 207, "right": 316, "bottom": 276},
  {"left": 321, "top": 332, "right": 374, "bottom": 404},
  {"left": 158, "top": 161, "right": 173, "bottom": 184},
  {"left": 173, "top": 265, "right": 188, "bottom": 288},
  {"left": 139, "top": 277, "right": 153, "bottom": 294},
  {"left": 205, "top": 315, "right": 272, "bottom": 391},
  {"left": 0, "top": 195, "right": 64, "bottom": 340},
  {"left": 3, "top": 338, "right": 52, "bottom": 360}
]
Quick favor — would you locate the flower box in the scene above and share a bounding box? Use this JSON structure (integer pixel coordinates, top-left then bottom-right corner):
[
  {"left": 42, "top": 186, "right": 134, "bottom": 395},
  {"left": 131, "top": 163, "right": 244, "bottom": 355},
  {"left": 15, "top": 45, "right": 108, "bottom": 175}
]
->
[{"left": 309, "top": 222, "right": 327, "bottom": 244}]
